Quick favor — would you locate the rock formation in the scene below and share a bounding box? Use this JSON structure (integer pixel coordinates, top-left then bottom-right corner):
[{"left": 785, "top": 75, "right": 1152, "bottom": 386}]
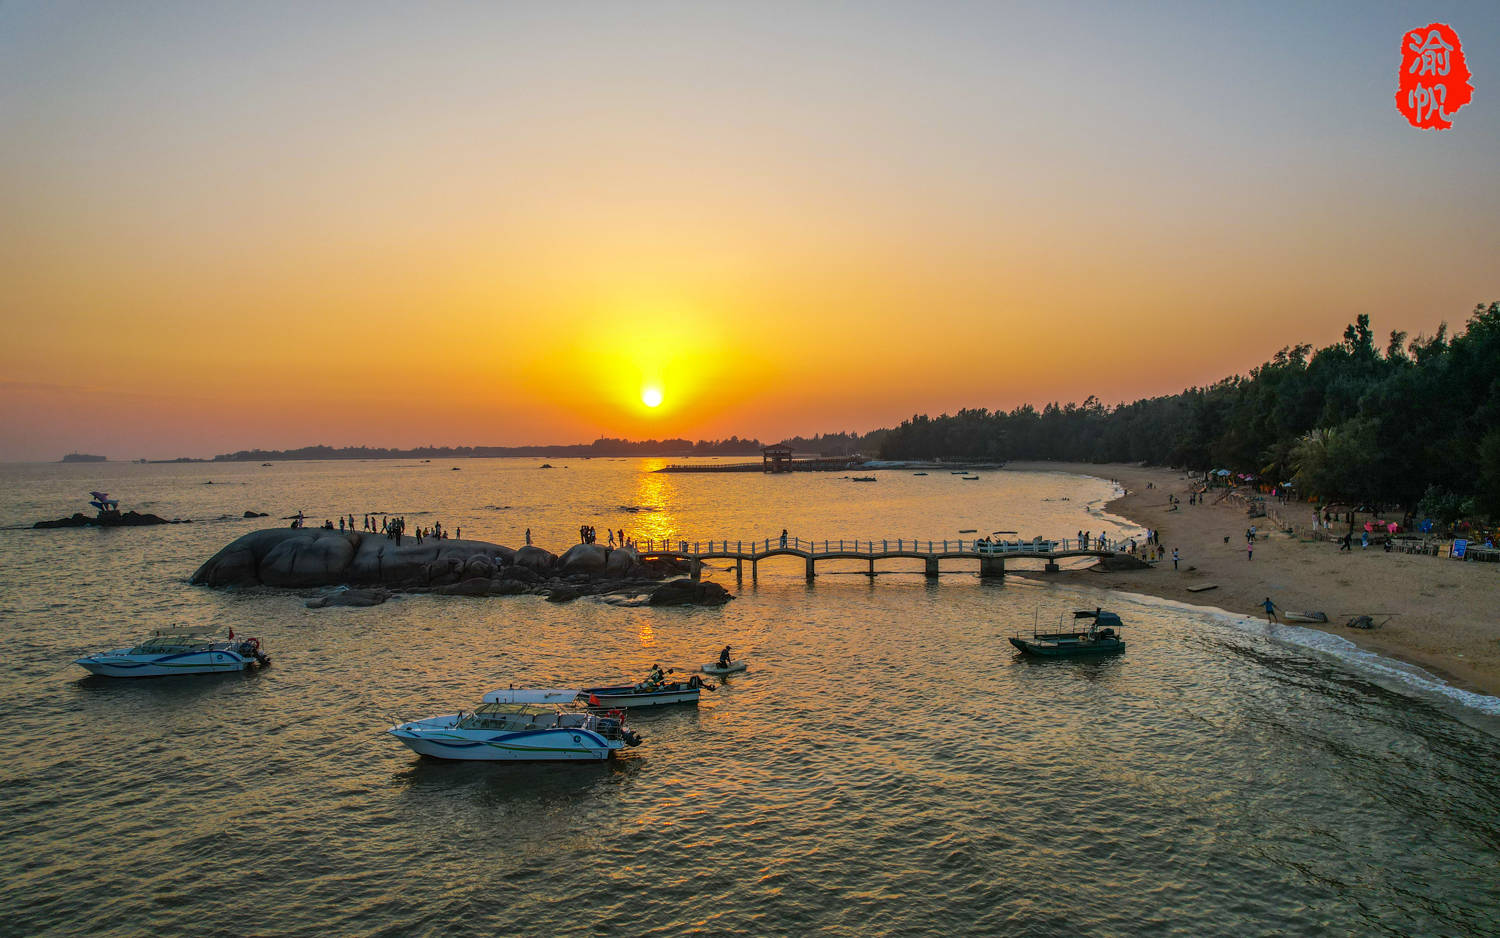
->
[
  {"left": 191, "top": 527, "right": 721, "bottom": 604},
  {"left": 34, "top": 510, "right": 184, "bottom": 529}
]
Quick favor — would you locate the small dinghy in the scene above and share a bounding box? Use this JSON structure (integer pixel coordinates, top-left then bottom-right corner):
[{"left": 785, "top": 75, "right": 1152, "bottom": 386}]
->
[
  {"left": 1280, "top": 611, "right": 1328, "bottom": 623},
  {"left": 701, "top": 660, "right": 748, "bottom": 675}
]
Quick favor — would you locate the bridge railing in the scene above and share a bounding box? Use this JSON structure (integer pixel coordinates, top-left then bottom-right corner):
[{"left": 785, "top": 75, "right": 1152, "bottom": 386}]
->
[{"left": 632, "top": 535, "right": 1130, "bottom": 556}]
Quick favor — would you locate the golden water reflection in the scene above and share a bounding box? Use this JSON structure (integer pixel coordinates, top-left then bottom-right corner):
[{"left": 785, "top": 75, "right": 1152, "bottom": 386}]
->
[{"left": 628, "top": 464, "right": 680, "bottom": 546}]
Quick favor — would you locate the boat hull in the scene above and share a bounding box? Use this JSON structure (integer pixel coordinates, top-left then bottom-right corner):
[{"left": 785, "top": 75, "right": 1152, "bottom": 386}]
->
[
  {"left": 1009, "top": 636, "right": 1125, "bottom": 657},
  {"left": 1281, "top": 612, "right": 1328, "bottom": 623},
  {"left": 581, "top": 684, "right": 702, "bottom": 707},
  {"left": 388, "top": 717, "right": 622, "bottom": 761},
  {"left": 75, "top": 648, "right": 261, "bottom": 678},
  {"left": 701, "top": 661, "right": 748, "bottom": 675}
]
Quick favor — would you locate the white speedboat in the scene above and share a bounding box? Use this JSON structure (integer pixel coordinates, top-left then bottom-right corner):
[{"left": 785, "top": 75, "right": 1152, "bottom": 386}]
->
[
  {"left": 388, "top": 688, "right": 643, "bottom": 761},
  {"left": 75, "top": 630, "right": 270, "bottom": 677}
]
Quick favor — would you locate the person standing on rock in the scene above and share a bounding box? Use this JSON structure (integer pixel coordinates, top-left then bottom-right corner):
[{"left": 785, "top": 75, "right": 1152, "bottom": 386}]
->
[{"left": 525, "top": 528, "right": 532, "bottom": 546}]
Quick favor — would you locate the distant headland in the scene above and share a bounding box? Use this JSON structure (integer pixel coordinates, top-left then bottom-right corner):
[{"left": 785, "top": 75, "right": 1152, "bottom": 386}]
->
[
  {"left": 60, "top": 453, "right": 106, "bottom": 463},
  {"left": 209, "top": 433, "right": 874, "bottom": 462}
]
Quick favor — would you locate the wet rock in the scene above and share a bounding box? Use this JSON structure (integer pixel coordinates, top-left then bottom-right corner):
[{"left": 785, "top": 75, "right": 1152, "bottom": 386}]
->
[
  {"left": 436, "top": 577, "right": 494, "bottom": 597},
  {"left": 648, "top": 579, "right": 734, "bottom": 607},
  {"left": 546, "top": 587, "right": 581, "bottom": 603},
  {"left": 488, "top": 579, "right": 528, "bottom": 596},
  {"left": 34, "top": 510, "right": 182, "bottom": 529},
  {"left": 243, "top": 511, "right": 269, "bottom": 518},
  {"left": 305, "top": 587, "right": 390, "bottom": 608}
]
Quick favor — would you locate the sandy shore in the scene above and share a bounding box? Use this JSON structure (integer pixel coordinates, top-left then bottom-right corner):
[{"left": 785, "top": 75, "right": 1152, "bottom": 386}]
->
[{"left": 1004, "top": 461, "right": 1500, "bottom": 699}]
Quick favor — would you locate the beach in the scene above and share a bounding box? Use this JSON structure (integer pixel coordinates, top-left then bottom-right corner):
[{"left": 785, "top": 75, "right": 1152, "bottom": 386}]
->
[{"left": 1007, "top": 461, "right": 1500, "bottom": 699}]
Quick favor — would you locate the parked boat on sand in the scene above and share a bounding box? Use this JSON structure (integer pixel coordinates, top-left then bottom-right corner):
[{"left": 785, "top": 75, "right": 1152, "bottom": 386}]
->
[
  {"left": 1280, "top": 611, "right": 1328, "bottom": 623},
  {"left": 75, "top": 630, "right": 270, "bottom": 677}
]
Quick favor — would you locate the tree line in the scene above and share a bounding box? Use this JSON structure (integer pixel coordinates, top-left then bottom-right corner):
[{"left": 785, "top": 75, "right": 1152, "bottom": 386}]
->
[{"left": 877, "top": 302, "right": 1500, "bottom": 521}]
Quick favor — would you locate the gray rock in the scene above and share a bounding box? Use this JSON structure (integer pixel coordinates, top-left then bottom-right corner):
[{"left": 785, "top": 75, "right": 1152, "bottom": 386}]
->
[
  {"left": 488, "top": 579, "right": 528, "bottom": 596},
  {"left": 437, "top": 577, "right": 495, "bottom": 597},
  {"left": 514, "top": 545, "right": 558, "bottom": 572},
  {"left": 306, "top": 587, "right": 390, "bottom": 608},
  {"left": 648, "top": 579, "right": 734, "bottom": 607},
  {"left": 559, "top": 543, "right": 609, "bottom": 575}
]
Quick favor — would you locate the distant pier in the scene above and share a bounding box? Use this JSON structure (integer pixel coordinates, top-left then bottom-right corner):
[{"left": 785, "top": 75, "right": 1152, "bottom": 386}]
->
[{"left": 633, "top": 536, "right": 1134, "bottom": 581}]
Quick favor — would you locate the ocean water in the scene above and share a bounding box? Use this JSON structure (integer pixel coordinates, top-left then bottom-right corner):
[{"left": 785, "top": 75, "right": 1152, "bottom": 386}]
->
[{"left": 1, "top": 459, "right": 1497, "bottom": 937}]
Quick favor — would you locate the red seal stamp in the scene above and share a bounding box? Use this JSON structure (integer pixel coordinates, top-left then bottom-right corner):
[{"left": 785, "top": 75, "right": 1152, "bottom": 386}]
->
[{"left": 1397, "top": 23, "right": 1473, "bottom": 129}]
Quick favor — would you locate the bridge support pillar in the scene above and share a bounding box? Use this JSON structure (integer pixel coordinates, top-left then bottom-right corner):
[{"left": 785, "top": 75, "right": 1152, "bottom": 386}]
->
[
  {"left": 736, "top": 558, "right": 743, "bottom": 583},
  {"left": 868, "top": 558, "right": 876, "bottom": 578},
  {"left": 979, "top": 556, "right": 1005, "bottom": 578},
  {"left": 690, "top": 559, "right": 702, "bottom": 581},
  {"left": 805, "top": 557, "right": 816, "bottom": 580},
  {"left": 925, "top": 557, "right": 940, "bottom": 578},
  {"left": 752, "top": 560, "right": 757, "bottom": 583},
  {"left": 1044, "top": 561, "right": 1060, "bottom": 573}
]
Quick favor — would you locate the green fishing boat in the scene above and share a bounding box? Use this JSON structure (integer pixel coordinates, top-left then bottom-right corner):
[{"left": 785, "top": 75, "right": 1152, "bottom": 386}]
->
[{"left": 1010, "top": 609, "right": 1126, "bottom": 657}]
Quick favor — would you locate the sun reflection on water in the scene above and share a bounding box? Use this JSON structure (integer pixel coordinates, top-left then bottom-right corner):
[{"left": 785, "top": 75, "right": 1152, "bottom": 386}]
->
[{"left": 628, "top": 465, "right": 680, "bottom": 546}]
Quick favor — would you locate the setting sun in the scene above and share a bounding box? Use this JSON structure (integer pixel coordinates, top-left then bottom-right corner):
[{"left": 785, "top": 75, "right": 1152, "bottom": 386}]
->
[{"left": 641, "top": 387, "right": 664, "bottom": 408}]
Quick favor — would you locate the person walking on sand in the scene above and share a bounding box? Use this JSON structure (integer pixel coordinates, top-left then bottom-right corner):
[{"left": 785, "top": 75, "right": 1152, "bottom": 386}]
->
[
  {"left": 1262, "top": 597, "right": 1279, "bottom": 623},
  {"left": 1172, "top": 548, "right": 1179, "bottom": 570},
  {"left": 1340, "top": 532, "right": 1352, "bottom": 552},
  {"left": 1247, "top": 537, "right": 1254, "bottom": 560}
]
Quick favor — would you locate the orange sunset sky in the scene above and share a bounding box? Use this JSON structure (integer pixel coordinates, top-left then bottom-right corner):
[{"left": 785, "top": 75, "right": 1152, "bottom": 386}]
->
[{"left": 2, "top": 2, "right": 1497, "bottom": 460}]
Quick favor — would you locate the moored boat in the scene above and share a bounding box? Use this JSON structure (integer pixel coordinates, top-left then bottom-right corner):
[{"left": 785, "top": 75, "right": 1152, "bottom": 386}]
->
[
  {"left": 701, "top": 660, "right": 748, "bottom": 675},
  {"left": 1280, "top": 611, "right": 1328, "bottom": 623},
  {"left": 388, "top": 687, "right": 642, "bottom": 761},
  {"left": 75, "top": 630, "right": 270, "bottom": 677},
  {"left": 1010, "top": 609, "right": 1125, "bottom": 657},
  {"left": 580, "top": 668, "right": 712, "bottom": 707}
]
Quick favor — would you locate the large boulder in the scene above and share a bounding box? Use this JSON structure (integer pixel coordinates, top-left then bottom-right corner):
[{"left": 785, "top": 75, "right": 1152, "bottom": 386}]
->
[
  {"left": 306, "top": 588, "right": 390, "bottom": 608},
  {"left": 648, "top": 579, "right": 735, "bottom": 607},
  {"left": 513, "top": 546, "right": 557, "bottom": 573},
  {"left": 194, "top": 529, "right": 516, "bottom": 589},
  {"left": 558, "top": 544, "right": 609, "bottom": 575},
  {"left": 259, "top": 531, "right": 359, "bottom": 587},
  {"left": 436, "top": 577, "right": 494, "bottom": 597},
  {"left": 606, "top": 548, "right": 640, "bottom": 577}
]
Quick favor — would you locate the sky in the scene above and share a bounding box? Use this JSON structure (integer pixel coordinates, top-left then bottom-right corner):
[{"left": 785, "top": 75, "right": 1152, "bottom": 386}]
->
[{"left": 1, "top": 1, "right": 1497, "bottom": 460}]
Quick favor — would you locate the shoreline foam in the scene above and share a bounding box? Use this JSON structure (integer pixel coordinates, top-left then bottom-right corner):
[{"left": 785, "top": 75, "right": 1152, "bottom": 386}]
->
[{"left": 1005, "top": 461, "right": 1500, "bottom": 702}]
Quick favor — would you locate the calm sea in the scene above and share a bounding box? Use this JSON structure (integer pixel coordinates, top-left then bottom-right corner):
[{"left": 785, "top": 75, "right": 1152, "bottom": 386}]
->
[{"left": 1, "top": 459, "right": 1497, "bottom": 937}]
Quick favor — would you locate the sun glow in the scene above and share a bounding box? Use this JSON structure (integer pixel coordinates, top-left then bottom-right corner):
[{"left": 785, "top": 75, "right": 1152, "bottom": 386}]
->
[{"left": 641, "top": 386, "right": 664, "bottom": 408}]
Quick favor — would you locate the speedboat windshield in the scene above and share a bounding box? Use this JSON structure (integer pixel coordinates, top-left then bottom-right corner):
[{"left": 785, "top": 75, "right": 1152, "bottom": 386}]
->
[{"left": 481, "top": 688, "right": 581, "bottom": 705}]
